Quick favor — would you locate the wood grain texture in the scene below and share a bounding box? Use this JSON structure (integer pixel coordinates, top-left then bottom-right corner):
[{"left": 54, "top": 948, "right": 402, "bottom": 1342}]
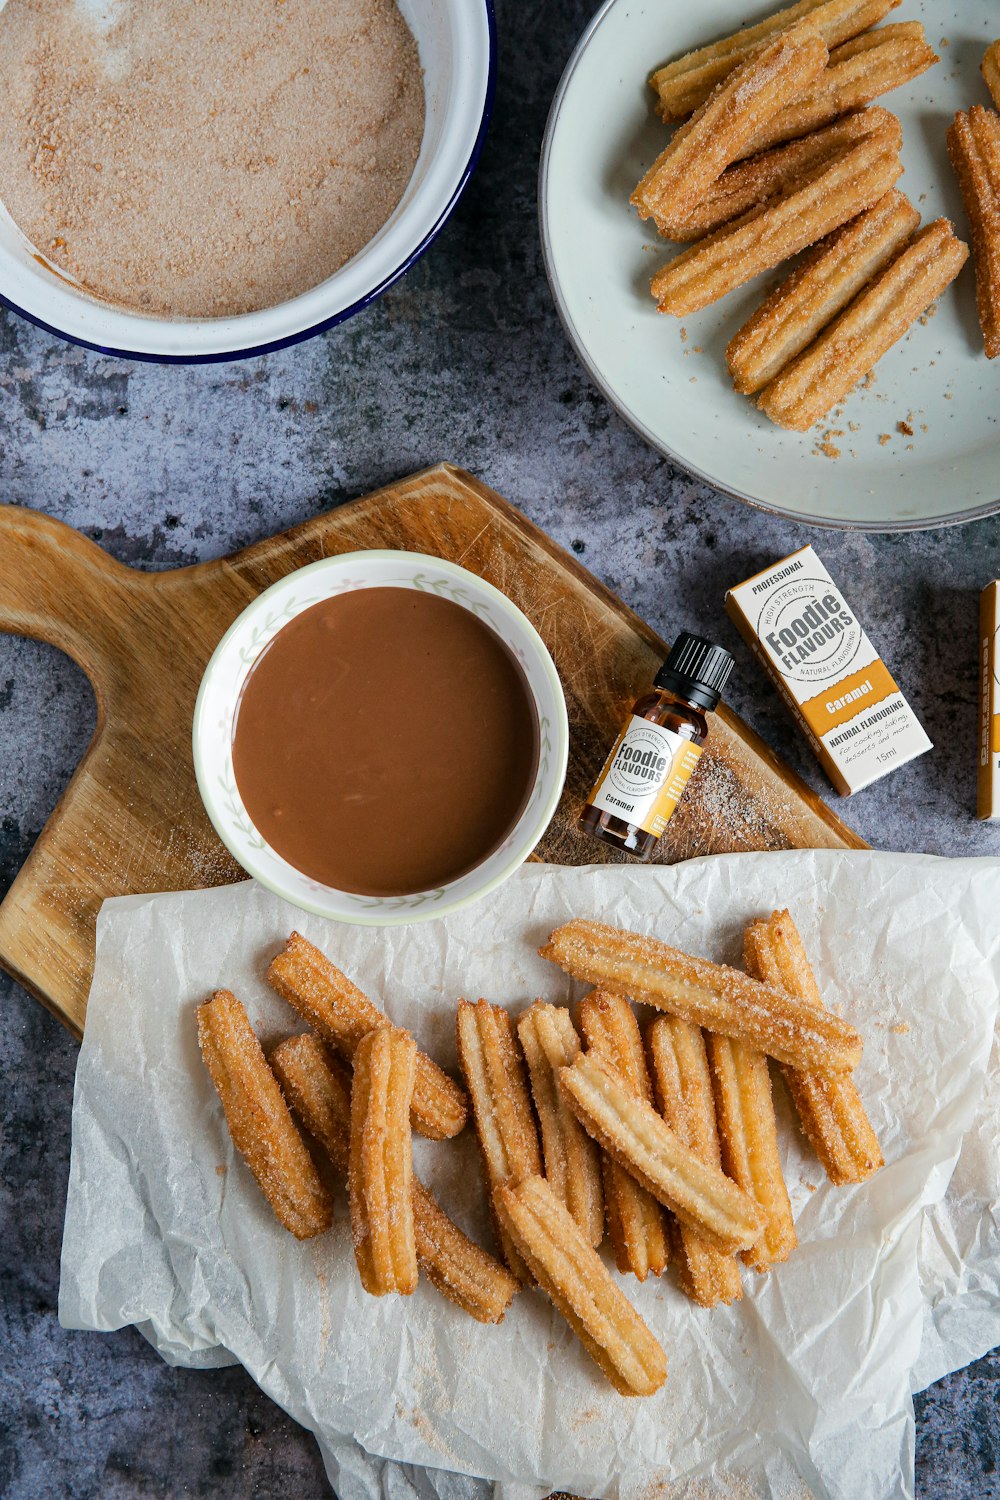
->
[{"left": 0, "top": 463, "right": 864, "bottom": 1037}]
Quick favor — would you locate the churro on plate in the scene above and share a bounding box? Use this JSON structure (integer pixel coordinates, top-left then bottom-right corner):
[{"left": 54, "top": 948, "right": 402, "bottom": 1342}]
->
[
  {"left": 272, "top": 1033, "right": 518, "bottom": 1322},
  {"left": 632, "top": 23, "right": 829, "bottom": 228},
  {"left": 947, "top": 106, "right": 1000, "bottom": 359},
  {"left": 647, "top": 1016, "right": 743, "bottom": 1307},
  {"left": 649, "top": 126, "right": 903, "bottom": 316},
  {"left": 197, "top": 989, "right": 334, "bottom": 1240},
  {"left": 706, "top": 1033, "right": 797, "bottom": 1272},
  {"left": 653, "top": 107, "right": 900, "bottom": 243},
  {"left": 517, "top": 1002, "right": 604, "bottom": 1247},
  {"left": 740, "top": 22, "right": 938, "bottom": 158},
  {"left": 542, "top": 919, "right": 863, "bottom": 1072},
  {"left": 496, "top": 1175, "right": 667, "bottom": 1397},
  {"left": 759, "top": 217, "right": 969, "bottom": 429},
  {"left": 650, "top": 0, "right": 900, "bottom": 121},
  {"left": 727, "top": 188, "right": 919, "bottom": 393},
  {"left": 559, "top": 1051, "right": 765, "bottom": 1255},
  {"left": 983, "top": 40, "right": 1000, "bottom": 112},
  {"left": 745, "top": 912, "right": 883, "bottom": 1185},
  {"left": 456, "top": 998, "right": 543, "bottom": 1282},
  {"left": 268, "top": 931, "right": 468, "bottom": 1140},
  {"left": 579, "top": 991, "right": 669, "bottom": 1279},
  {"left": 349, "top": 1026, "right": 419, "bottom": 1296}
]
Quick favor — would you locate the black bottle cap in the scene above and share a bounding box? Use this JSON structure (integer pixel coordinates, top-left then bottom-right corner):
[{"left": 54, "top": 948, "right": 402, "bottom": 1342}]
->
[{"left": 654, "top": 632, "right": 735, "bottom": 712}]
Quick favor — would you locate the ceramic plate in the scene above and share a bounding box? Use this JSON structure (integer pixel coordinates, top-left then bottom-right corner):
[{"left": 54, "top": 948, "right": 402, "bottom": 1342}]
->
[{"left": 540, "top": 0, "right": 1000, "bottom": 530}]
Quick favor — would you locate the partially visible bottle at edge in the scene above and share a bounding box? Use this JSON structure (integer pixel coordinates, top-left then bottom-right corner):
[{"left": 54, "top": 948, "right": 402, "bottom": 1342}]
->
[{"left": 579, "top": 632, "right": 736, "bottom": 859}]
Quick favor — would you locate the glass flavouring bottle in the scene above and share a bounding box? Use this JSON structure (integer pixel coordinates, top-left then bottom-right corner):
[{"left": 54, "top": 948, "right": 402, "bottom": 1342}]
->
[{"left": 579, "top": 632, "right": 735, "bottom": 859}]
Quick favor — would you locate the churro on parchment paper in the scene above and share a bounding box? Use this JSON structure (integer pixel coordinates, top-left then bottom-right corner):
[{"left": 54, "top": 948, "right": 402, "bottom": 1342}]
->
[
  {"left": 632, "top": 23, "right": 829, "bottom": 228},
  {"left": 653, "top": 107, "right": 900, "bottom": 243},
  {"left": 197, "top": 989, "right": 333, "bottom": 1240},
  {"left": 270, "top": 1033, "right": 519, "bottom": 1322},
  {"left": 739, "top": 22, "right": 938, "bottom": 158},
  {"left": 517, "top": 1001, "right": 604, "bottom": 1247},
  {"left": 947, "top": 105, "right": 1000, "bottom": 360},
  {"left": 650, "top": 0, "right": 899, "bottom": 121},
  {"left": 727, "top": 188, "right": 919, "bottom": 393},
  {"left": 496, "top": 1175, "right": 667, "bottom": 1397},
  {"left": 982, "top": 40, "right": 1000, "bottom": 112},
  {"left": 349, "top": 1026, "right": 418, "bottom": 1296},
  {"left": 759, "top": 217, "right": 969, "bottom": 429},
  {"left": 649, "top": 125, "right": 903, "bottom": 316},
  {"left": 542, "top": 919, "right": 863, "bottom": 1072},
  {"left": 268, "top": 931, "right": 468, "bottom": 1140},
  {"left": 745, "top": 912, "right": 883, "bottom": 1185},
  {"left": 559, "top": 1051, "right": 765, "bottom": 1255},
  {"left": 456, "top": 998, "right": 543, "bottom": 1283},
  {"left": 579, "top": 991, "right": 669, "bottom": 1279},
  {"left": 647, "top": 1016, "right": 743, "bottom": 1307},
  {"left": 707, "top": 1032, "right": 797, "bottom": 1272}
]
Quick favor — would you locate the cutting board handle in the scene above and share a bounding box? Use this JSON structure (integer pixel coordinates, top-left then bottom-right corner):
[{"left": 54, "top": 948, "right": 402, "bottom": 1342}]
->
[{"left": 0, "top": 505, "right": 131, "bottom": 687}]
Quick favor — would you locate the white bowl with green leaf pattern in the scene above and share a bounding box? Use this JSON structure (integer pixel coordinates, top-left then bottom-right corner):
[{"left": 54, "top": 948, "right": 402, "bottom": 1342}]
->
[{"left": 193, "top": 550, "right": 568, "bottom": 925}]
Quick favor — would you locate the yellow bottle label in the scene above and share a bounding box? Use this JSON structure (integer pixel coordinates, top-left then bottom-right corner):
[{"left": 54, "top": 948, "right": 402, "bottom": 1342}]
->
[{"left": 588, "top": 716, "right": 703, "bottom": 838}]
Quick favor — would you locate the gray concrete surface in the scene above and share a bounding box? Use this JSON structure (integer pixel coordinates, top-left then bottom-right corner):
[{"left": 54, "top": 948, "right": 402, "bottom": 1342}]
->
[{"left": 1, "top": 1, "right": 998, "bottom": 1495}]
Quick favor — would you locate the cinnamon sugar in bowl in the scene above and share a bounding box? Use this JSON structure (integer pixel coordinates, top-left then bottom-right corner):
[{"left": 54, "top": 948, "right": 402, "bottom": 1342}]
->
[{"left": 0, "top": 0, "right": 495, "bottom": 361}]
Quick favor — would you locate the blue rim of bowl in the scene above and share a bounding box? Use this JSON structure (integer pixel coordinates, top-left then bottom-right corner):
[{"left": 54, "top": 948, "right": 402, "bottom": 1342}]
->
[
  {"left": 538, "top": 0, "right": 1000, "bottom": 535},
  {"left": 0, "top": 0, "right": 497, "bottom": 366}
]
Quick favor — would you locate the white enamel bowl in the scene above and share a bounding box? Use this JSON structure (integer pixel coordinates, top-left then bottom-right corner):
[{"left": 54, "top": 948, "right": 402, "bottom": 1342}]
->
[
  {"left": 193, "top": 552, "right": 569, "bottom": 925},
  {"left": 540, "top": 0, "right": 1000, "bottom": 530},
  {"left": 0, "top": 0, "right": 495, "bottom": 362}
]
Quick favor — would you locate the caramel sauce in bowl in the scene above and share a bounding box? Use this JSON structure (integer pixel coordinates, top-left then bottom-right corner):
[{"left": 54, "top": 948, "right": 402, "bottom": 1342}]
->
[{"left": 193, "top": 552, "right": 568, "bottom": 924}]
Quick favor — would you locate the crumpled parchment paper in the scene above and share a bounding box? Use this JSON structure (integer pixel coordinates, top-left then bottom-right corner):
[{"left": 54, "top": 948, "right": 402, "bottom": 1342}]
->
[{"left": 59, "top": 852, "right": 1000, "bottom": 1500}]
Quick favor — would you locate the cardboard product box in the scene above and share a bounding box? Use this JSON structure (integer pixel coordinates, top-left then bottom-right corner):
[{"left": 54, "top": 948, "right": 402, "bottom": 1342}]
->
[
  {"left": 726, "top": 546, "right": 932, "bottom": 797},
  {"left": 979, "top": 581, "right": 999, "bottom": 822}
]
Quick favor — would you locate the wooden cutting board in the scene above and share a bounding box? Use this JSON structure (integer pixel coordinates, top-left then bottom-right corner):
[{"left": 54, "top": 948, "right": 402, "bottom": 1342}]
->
[{"left": 0, "top": 463, "right": 864, "bottom": 1037}]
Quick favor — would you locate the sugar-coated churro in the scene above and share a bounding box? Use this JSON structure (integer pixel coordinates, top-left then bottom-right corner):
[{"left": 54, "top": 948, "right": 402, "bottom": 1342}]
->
[
  {"left": 268, "top": 932, "right": 468, "bottom": 1140},
  {"left": 349, "top": 1026, "right": 418, "bottom": 1296},
  {"left": 650, "top": 0, "right": 900, "bottom": 121},
  {"left": 984, "top": 41, "right": 1000, "bottom": 112},
  {"left": 456, "top": 999, "right": 543, "bottom": 1283},
  {"left": 740, "top": 23, "right": 938, "bottom": 159},
  {"left": 706, "top": 1033, "right": 797, "bottom": 1272},
  {"left": 633, "top": 24, "right": 828, "bottom": 227},
  {"left": 745, "top": 912, "right": 883, "bottom": 1185},
  {"left": 410, "top": 1179, "right": 520, "bottom": 1324},
  {"left": 647, "top": 1016, "right": 743, "bottom": 1307},
  {"left": 197, "top": 990, "right": 333, "bottom": 1240},
  {"left": 517, "top": 1002, "right": 604, "bottom": 1248},
  {"left": 542, "top": 919, "right": 863, "bottom": 1072},
  {"left": 271, "top": 1032, "right": 353, "bottom": 1173},
  {"left": 496, "top": 1175, "right": 667, "bottom": 1397},
  {"left": 759, "top": 217, "right": 969, "bottom": 429},
  {"left": 559, "top": 1051, "right": 765, "bottom": 1255},
  {"left": 650, "top": 129, "right": 902, "bottom": 316},
  {"left": 947, "top": 106, "right": 1000, "bottom": 360},
  {"left": 272, "top": 1033, "right": 518, "bottom": 1322},
  {"left": 727, "top": 188, "right": 920, "bottom": 392},
  {"left": 653, "top": 107, "right": 900, "bottom": 242},
  {"left": 579, "top": 992, "right": 669, "bottom": 1279}
]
